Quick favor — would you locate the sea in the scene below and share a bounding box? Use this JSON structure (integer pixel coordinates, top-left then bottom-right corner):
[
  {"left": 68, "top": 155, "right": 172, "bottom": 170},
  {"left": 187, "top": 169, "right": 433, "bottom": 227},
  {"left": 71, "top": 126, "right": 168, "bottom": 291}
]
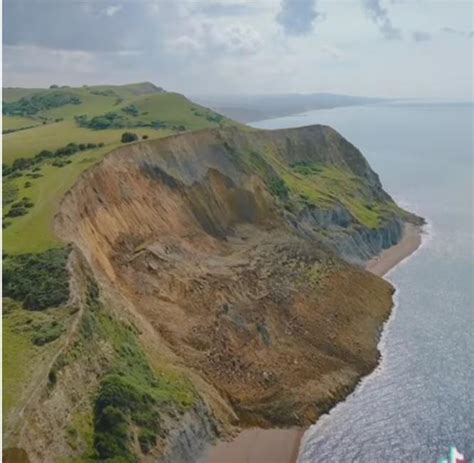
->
[{"left": 250, "top": 101, "right": 474, "bottom": 463}]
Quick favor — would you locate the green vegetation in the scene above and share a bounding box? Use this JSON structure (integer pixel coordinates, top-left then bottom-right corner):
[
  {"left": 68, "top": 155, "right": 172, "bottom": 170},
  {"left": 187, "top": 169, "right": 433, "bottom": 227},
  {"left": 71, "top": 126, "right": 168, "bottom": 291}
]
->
[
  {"left": 121, "top": 132, "right": 139, "bottom": 143},
  {"left": 75, "top": 111, "right": 128, "bottom": 130},
  {"left": 31, "top": 320, "right": 64, "bottom": 346},
  {"left": 3, "top": 145, "right": 112, "bottom": 254},
  {"left": 268, "top": 176, "right": 289, "bottom": 200},
  {"left": 3, "top": 299, "right": 70, "bottom": 415},
  {"left": 70, "top": 288, "right": 197, "bottom": 461},
  {"left": 2, "top": 82, "right": 235, "bottom": 256},
  {"left": 3, "top": 91, "right": 81, "bottom": 116},
  {"left": 3, "top": 248, "right": 70, "bottom": 310}
]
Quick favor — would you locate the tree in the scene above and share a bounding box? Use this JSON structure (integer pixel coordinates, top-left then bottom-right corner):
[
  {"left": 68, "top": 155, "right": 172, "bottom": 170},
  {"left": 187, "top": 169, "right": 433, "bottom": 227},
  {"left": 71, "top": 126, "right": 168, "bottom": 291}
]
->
[{"left": 121, "top": 132, "right": 138, "bottom": 143}]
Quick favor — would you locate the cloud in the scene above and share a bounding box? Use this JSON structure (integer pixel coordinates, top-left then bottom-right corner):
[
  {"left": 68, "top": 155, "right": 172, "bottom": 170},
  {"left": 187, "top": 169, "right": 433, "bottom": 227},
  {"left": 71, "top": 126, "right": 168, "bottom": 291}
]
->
[
  {"left": 320, "top": 45, "right": 346, "bottom": 61},
  {"left": 104, "top": 5, "right": 122, "bottom": 17},
  {"left": 276, "top": 0, "right": 323, "bottom": 36},
  {"left": 3, "top": 0, "right": 166, "bottom": 53},
  {"left": 412, "top": 31, "right": 431, "bottom": 42},
  {"left": 192, "top": 1, "right": 257, "bottom": 17},
  {"left": 167, "top": 22, "right": 262, "bottom": 56},
  {"left": 361, "top": 0, "right": 401, "bottom": 40},
  {"left": 440, "top": 27, "right": 474, "bottom": 39}
]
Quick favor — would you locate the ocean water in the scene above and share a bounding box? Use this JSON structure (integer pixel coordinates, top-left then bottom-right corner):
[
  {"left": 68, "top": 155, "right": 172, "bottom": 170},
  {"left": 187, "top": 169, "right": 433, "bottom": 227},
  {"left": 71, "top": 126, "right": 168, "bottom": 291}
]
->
[{"left": 251, "top": 102, "right": 474, "bottom": 462}]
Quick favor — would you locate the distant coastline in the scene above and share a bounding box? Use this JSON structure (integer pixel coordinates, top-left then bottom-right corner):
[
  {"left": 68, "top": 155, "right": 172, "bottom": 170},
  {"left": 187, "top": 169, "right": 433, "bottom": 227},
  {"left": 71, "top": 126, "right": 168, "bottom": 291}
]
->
[{"left": 201, "top": 223, "right": 424, "bottom": 463}]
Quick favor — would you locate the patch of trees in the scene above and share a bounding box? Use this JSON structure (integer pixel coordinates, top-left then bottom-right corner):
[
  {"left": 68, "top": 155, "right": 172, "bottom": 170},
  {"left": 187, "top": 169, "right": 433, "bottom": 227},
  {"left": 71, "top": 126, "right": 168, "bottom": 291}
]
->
[
  {"left": 3, "top": 141, "right": 104, "bottom": 177},
  {"left": 75, "top": 111, "right": 187, "bottom": 132},
  {"left": 3, "top": 91, "right": 82, "bottom": 116},
  {"left": 75, "top": 112, "right": 126, "bottom": 130},
  {"left": 3, "top": 125, "right": 38, "bottom": 135},
  {"left": 3, "top": 247, "right": 70, "bottom": 310},
  {"left": 121, "top": 104, "right": 140, "bottom": 116},
  {"left": 5, "top": 197, "right": 34, "bottom": 218},
  {"left": 89, "top": 89, "right": 117, "bottom": 97},
  {"left": 121, "top": 132, "right": 138, "bottom": 143},
  {"left": 191, "top": 107, "right": 224, "bottom": 124}
]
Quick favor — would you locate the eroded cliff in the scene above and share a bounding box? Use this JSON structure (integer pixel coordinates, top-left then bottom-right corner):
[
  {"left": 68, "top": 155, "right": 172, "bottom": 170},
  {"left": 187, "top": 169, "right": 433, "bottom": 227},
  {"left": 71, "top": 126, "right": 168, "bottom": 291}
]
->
[{"left": 9, "top": 125, "right": 421, "bottom": 462}]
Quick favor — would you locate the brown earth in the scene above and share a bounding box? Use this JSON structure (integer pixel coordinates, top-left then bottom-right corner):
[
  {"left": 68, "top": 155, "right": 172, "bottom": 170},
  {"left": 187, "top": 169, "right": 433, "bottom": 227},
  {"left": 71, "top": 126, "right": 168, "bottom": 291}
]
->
[{"left": 9, "top": 125, "right": 421, "bottom": 462}]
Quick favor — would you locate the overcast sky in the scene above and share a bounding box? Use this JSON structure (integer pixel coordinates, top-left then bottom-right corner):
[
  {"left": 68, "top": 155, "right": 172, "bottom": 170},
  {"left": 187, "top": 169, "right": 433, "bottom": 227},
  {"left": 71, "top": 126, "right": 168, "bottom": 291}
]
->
[{"left": 3, "top": 0, "right": 473, "bottom": 99}]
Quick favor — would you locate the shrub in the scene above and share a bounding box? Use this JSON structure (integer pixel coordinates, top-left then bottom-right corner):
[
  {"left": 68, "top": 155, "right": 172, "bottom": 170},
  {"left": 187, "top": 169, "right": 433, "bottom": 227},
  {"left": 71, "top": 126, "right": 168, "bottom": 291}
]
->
[
  {"left": 142, "top": 135, "right": 149, "bottom": 140},
  {"left": 121, "top": 104, "right": 140, "bottom": 116},
  {"left": 121, "top": 132, "right": 138, "bottom": 143},
  {"left": 268, "top": 177, "right": 289, "bottom": 200},
  {"left": 3, "top": 248, "right": 70, "bottom": 310},
  {"left": 31, "top": 321, "right": 63, "bottom": 346},
  {"left": 5, "top": 206, "right": 28, "bottom": 218},
  {"left": 3, "top": 182, "right": 18, "bottom": 205},
  {"left": 52, "top": 160, "right": 67, "bottom": 167},
  {"left": 138, "top": 429, "right": 156, "bottom": 454},
  {"left": 94, "top": 406, "right": 131, "bottom": 460}
]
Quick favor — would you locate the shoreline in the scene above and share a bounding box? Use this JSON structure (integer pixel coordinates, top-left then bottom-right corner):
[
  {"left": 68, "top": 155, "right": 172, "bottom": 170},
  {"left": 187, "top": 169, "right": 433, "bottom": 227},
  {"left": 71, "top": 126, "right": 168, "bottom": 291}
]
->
[{"left": 202, "top": 223, "right": 423, "bottom": 463}]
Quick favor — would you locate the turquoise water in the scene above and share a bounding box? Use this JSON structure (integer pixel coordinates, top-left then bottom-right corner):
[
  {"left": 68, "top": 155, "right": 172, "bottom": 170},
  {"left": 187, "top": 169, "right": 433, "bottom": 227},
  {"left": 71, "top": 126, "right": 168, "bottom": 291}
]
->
[{"left": 251, "top": 103, "right": 474, "bottom": 462}]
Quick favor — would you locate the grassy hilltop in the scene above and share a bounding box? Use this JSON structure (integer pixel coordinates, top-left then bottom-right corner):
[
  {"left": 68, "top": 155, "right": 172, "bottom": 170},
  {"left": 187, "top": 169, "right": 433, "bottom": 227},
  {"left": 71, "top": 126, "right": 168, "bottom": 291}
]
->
[{"left": 3, "top": 82, "right": 236, "bottom": 254}]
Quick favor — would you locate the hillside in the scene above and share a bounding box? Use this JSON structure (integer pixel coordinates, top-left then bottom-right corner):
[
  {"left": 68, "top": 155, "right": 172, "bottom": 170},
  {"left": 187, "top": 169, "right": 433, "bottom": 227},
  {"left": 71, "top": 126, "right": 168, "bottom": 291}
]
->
[
  {"left": 3, "top": 121, "right": 422, "bottom": 462},
  {"left": 2, "top": 82, "right": 237, "bottom": 254},
  {"left": 2, "top": 83, "right": 237, "bottom": 459}
]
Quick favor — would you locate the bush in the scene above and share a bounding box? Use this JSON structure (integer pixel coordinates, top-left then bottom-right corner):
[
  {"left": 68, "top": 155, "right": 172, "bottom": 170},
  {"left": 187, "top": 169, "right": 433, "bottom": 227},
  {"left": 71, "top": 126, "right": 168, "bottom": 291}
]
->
[
  {"left": 142, "top": 135, "right": 149, "bottom": 140},
  {"left": 138, "top": 429, "right": 156, "bottom": 454},
  {"left": 3, "top": 248, "right": 70, "bottom": 310},
  {"left": 94, "top": 406, "right": 131, "bottom": 460},
  {"left": 121, "top": 132, "right": 138, "bottom": 143},
  {"left": 5, "top": 206, "right": 28, "bottom": 217},
  {"left": 121, "top": 104, "right": 140, "bottom": 117},
  {"left": 31, "top": 321, "right": 63, "bottom": 346},
  {"left": 94, "top": 375, "right": 156, "bottom": 460},
  {"left": 268, "top": 177, "right": 289, "bottom": 200}
]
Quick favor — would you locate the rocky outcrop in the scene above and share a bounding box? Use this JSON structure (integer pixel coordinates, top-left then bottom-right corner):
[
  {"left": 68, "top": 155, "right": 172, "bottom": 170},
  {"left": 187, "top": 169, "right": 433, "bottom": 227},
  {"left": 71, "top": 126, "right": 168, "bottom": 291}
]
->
[{"left": 296, "top": 206, "right": 406, "bottom": 264}]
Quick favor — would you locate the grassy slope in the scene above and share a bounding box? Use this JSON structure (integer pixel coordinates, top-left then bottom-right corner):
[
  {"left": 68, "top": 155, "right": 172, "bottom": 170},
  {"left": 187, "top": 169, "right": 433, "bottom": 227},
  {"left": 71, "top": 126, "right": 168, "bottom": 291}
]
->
[
  {"left": 3, "top": 83, "right": 235, "bottom": 254},
  {"left": 2, "top": 83, "right": 234, "bottom": 445}
]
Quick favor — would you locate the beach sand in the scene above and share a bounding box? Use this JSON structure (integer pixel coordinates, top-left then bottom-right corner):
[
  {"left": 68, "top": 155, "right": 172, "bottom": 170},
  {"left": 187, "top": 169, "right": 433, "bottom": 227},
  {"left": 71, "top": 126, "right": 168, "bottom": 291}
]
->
[{"left": 202, "top": 223, "right": 423, "bottom": 463}]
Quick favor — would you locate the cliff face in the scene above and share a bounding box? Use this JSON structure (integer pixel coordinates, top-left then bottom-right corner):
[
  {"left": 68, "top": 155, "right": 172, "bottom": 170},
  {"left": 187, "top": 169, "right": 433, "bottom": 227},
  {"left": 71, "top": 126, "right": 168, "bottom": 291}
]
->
[{"left": 13, "top": 125, "right": 419, "bottom": 462}]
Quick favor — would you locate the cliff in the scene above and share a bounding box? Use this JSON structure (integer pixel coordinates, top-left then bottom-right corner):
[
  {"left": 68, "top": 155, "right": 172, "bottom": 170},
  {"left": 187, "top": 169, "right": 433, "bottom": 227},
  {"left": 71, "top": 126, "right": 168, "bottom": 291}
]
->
[{"left": 8, "top": 125, "right": 422, "bottom": 462}]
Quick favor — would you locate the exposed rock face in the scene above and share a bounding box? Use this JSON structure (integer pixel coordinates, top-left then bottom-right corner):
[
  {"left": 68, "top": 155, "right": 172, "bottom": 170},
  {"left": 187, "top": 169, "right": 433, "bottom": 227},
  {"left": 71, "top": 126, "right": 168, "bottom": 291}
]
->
[{"left": 17, "top": 125, "right": 419, "bottom": 462}]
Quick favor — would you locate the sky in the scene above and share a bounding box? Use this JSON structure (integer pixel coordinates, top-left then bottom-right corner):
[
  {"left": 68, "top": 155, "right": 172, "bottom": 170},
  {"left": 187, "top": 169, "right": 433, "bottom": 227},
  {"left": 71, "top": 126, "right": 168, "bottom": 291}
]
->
[{"left": 3, "top": 0, "right": 474, "bottom": 99}]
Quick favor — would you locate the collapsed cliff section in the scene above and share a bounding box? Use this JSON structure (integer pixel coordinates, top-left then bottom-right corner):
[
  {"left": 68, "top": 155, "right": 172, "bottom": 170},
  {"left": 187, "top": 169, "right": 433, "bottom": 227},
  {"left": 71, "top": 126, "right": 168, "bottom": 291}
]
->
[{"left": 24, "top": 124, "right": 416, "bottom": 462}]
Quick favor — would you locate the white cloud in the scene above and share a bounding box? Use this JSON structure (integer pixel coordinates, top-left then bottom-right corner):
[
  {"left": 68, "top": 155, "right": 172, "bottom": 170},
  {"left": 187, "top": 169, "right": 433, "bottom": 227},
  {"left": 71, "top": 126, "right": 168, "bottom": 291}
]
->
[
  {"left": 105, "top": 5, "right": 122, "bottom": 17},
  {"left": 166, "top": 21, "right": 262, "bottom": 56},
  {"left": 320, "top": 45, "right": 346, "bottom": 61}
]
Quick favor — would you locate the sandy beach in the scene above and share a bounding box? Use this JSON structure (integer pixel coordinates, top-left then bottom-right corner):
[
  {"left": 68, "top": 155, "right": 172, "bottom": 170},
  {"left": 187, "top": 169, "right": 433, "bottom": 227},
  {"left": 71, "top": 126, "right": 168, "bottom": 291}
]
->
[{"left": 202, "top": 223, "right": 423, "bottom": 463}]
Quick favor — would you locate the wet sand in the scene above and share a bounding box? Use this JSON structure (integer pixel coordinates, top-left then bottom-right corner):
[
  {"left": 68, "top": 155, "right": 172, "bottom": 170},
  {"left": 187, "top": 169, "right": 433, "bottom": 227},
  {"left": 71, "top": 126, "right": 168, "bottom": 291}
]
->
[
  {"left": 202, "top": 223, "right": 423, "bottom": 463},
  {"left": 366, "top": 223, "right": 422, "bottom": 277}
]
